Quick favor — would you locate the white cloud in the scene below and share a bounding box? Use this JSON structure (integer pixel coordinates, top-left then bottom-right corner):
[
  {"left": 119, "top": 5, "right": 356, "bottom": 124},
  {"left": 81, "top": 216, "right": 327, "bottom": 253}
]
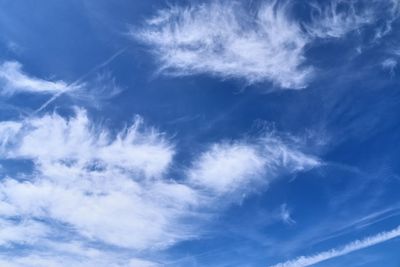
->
[
  {"left": 0, "top": 110, "right": 192, "bottom": 250},
  {"left": 0, "top": 61, "right": 74, "bottom": 95},
  {"left": 0, "top": 121, "right": 21, "bottom": 153},
  {"left": 69, "top": 72, "right": 123, "bottom": 108},
  {"left": 260, "top": 136, "right": 321, "bottom": 173},
  {"left": 372, "top": 0, "right": 400, "bottom": 41},
  {"left": 269, "top": 225, "right": 400, "bottom": 267},
  {"left": 137, "top": 0, "right": 400, "bottom": 88},
  {"left": 22, "top": 240, "right": 160, "bottom": 267},
  {"left": 0, "top": 246, "right": 160, "bottom": 267},
  {"left": 0, "top": 109, "right": 320, "bottom": 265},
  {"left": 11, "top": 109, "right": 173, "bottom": 178},
  {"left": 188, "top": 137, "right": 319, "bottom": 195},
  {"left": 0, "top": 178, "right": 200, "bottom": 250},
  {"left": 128, "top": 259, "right": 160, "bottom": 267},
  {"left": 0, "top": 219, "right": 49, "bottom": 246},
  {"left": 188, "top": 143, "right": 266, "bottom": 194},
  {"left": 305, "top": 0, "right": 375, "bottom": 39},
  {"left": 305, "top": 0, "right": 400, "bottom": 40},
  {"left": 136, "top": 1, "right": 312, "bottom": 89},
  {"left": 382, "top": 58, "right": 397, "bottom": 76},
  {"left": 280, "top": 204, "right": 296, "bottom": 225},
  {"left": 0, "top": 61, "right": 121, "bottom": 112}
]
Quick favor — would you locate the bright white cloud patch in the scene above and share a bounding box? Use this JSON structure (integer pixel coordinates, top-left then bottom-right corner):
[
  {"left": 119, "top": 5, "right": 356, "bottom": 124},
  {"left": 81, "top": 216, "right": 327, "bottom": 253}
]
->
[
  {"left": 188, "top": 143, "right": 266, "bottom": 194},
  {"left": 0, "top": 110, "right": 190, "bottom": 250},
  {"left": 0, "top": 219, "right": 49, "bottom": 246},
  {"left": 10, "top": 110, "right": 173, "bottom": 178},
  {"left": 137, "top": 0, "right": 400, "bottom": 88},
  {"left": 0, "top": 109, "right": 320, "bottom": 265},
  {"left": 136, "top": 1, "right": 312, "bottom": 89},
  {"left": 269, "top": 225, "right": 400, "bottom": 267},
  {"left": 0, "top": 61, "right": 73, "bottom": 95},
  {"left": 188, "top": 138, "right": 319, "bottom": 195}
]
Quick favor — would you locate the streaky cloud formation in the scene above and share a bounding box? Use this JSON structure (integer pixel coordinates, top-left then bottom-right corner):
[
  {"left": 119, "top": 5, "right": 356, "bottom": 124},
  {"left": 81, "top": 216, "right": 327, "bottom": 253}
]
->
[
  {"left": 1, "top": 0, "right": 399, "bottom": 265},
  {"left": 136, "top": 1, "right": 312, "bottom": 89},
  {"left": 188, "top": 143, "right": 266, "bottom": 194},
  {"left": 188, "top": 138, "right": 319, "bottom": 195},
  {"left": 137, "top": 0, "right": 400, "bottom": 89},
  {"left": 269, "top": 225, "right": 400, "bottom": 267},
  {"left": 0, "top": 61, "right": 121, "bottom": 112},
  {"left": 69, "top": 72, "right": 123, "bottom": 108},
  {"left": 0, "top": 109, "right": 187, "bottom": 250},
  {"left": 0, "top": 61, "right": 73, "bottom": 95},
  {"left": 0, "top": 109, "right": 320, "bottom": 266},
  {"left": 33, "top": 48, "right": 126, "bottom": 114},
  {"left": 382, "top": 58, "right": 397, "bottom": 76},
  {"left": 280, "top": 203, "right": 296, "bottom": 225},
  {"left": 305, "top": 0, "right": 375, "bottom": 39},
  {"left": 305, "top": 0, "right": 400, "bottom": 39}
]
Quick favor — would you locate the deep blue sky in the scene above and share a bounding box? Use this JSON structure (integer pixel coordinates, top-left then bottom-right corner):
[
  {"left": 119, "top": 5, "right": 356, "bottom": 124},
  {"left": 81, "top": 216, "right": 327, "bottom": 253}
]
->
[{"left": 0, "top": 1, "right": 399, "bottom": 266}]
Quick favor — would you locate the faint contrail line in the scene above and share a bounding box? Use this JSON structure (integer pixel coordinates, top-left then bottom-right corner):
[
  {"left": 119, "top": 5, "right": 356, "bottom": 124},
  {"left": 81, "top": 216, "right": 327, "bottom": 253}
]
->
[
  {"left": 33, "top": 47, "right": 127, "bottom": 115},
  {"left": 269, "top": 225, "right": 400, "bottom": 267}
]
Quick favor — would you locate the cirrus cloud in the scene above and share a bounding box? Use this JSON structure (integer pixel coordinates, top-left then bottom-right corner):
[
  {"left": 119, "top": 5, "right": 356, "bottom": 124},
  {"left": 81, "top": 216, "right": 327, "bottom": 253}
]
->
[
  {"left": 136, "top": 1, "right": 312, "bottom": 89},
  {"left": 136, "top": 0, "right": 400, "bottom": 89},
  {"left": 0, "top": 109, "right": 320, "bottom": 265},
  {"left": 0, "top": 61, "right": 73, "bottom": 96}
]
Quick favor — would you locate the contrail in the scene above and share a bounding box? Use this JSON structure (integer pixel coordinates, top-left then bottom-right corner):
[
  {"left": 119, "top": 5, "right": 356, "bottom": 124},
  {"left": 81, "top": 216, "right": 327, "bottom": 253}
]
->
[
  {"left": 33, "top": 47, "right": 127, "bottom": 115},
  {"left": 269, "top": 225, "right": 400, "bottom": 267}
]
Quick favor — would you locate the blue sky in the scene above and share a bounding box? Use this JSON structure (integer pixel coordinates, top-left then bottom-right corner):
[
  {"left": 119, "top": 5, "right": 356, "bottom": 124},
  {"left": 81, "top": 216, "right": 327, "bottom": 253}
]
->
[{"left": 0, "top": 0, "right": 400, "bottom": 266}]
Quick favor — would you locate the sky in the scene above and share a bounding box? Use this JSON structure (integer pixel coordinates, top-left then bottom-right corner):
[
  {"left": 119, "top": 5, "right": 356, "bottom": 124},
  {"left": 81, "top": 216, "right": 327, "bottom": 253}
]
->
[{"left": 0, "top": 0, "right": 399, "bottom": 266}]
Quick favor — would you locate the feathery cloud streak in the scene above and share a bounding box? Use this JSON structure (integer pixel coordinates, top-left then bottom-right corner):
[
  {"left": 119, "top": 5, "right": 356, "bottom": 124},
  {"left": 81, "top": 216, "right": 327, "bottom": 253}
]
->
[
  {"left": 305, "top": 0, "right": 400, "bottom": 40},
  {"left": 269, "top": 225, "right": 400, "bottom": 267},
  {"left": 0, "top": 61, "right": 73, "bottom": 95},
  {"left": 136, "top": 1, "right": 312, "bottom": 89},
  {"left": 188, "top": 139, "right": 319, "bottom": 195},
  {"left": 137, "top": 0, "right": 400, "bottom": 88},
  {"left": 0, "top": 109, "right": 320, "bottom": 264}
]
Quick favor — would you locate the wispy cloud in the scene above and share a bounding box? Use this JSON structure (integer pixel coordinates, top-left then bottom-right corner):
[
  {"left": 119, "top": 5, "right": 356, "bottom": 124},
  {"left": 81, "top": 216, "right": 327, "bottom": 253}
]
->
[
  {"left": 188, "top": 138, "right": 320, "bottom": 195},
  {"left": 0, "top": 61, "right": 74, "bottom": 96},
  {"left": 305, "top": 0, "right": 375, "bottom": 39},
  {"left": 136, "top": 0, "right": 400, "bottom": 88},
  {"left": 34, "top": 47, "right": 126, "bottom": 114},
  {"left": 269, "top": 225, "right": 400, "bottom": 267},
  {"left": 0, "top": 109, "right": 320, "bottom": 265},
  {"left": 305, "top": 0, "right": 400, "bottom": 43},
  {"left": 69, "top": 72, "right": 123, "bottom": 108},
  {"left": 136, "top": 1, "right": 312, "bottom": 89},
  {"left": 0, "top": 243, "right": 161, "bottom": 267},
  {"left": 0, "top": 121, "right": 21, "bottom": 153},
  {"left": 0, "top": 59, "right": 124, "bottom": 114},
  {"left": 188, "top": 143, "right": 266, "bottom": 194},
  {"left": 0, "top": 109, "right": 185, "bottom": 250},
  {"left": 372, "top": 0, "right": 400, "bottom": 41},
  {"left": 280, "top": 203, "right": 296, "bottom": 225},
  {"left": 382, "top": 58, "right": 397, "bottom": 76}
]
